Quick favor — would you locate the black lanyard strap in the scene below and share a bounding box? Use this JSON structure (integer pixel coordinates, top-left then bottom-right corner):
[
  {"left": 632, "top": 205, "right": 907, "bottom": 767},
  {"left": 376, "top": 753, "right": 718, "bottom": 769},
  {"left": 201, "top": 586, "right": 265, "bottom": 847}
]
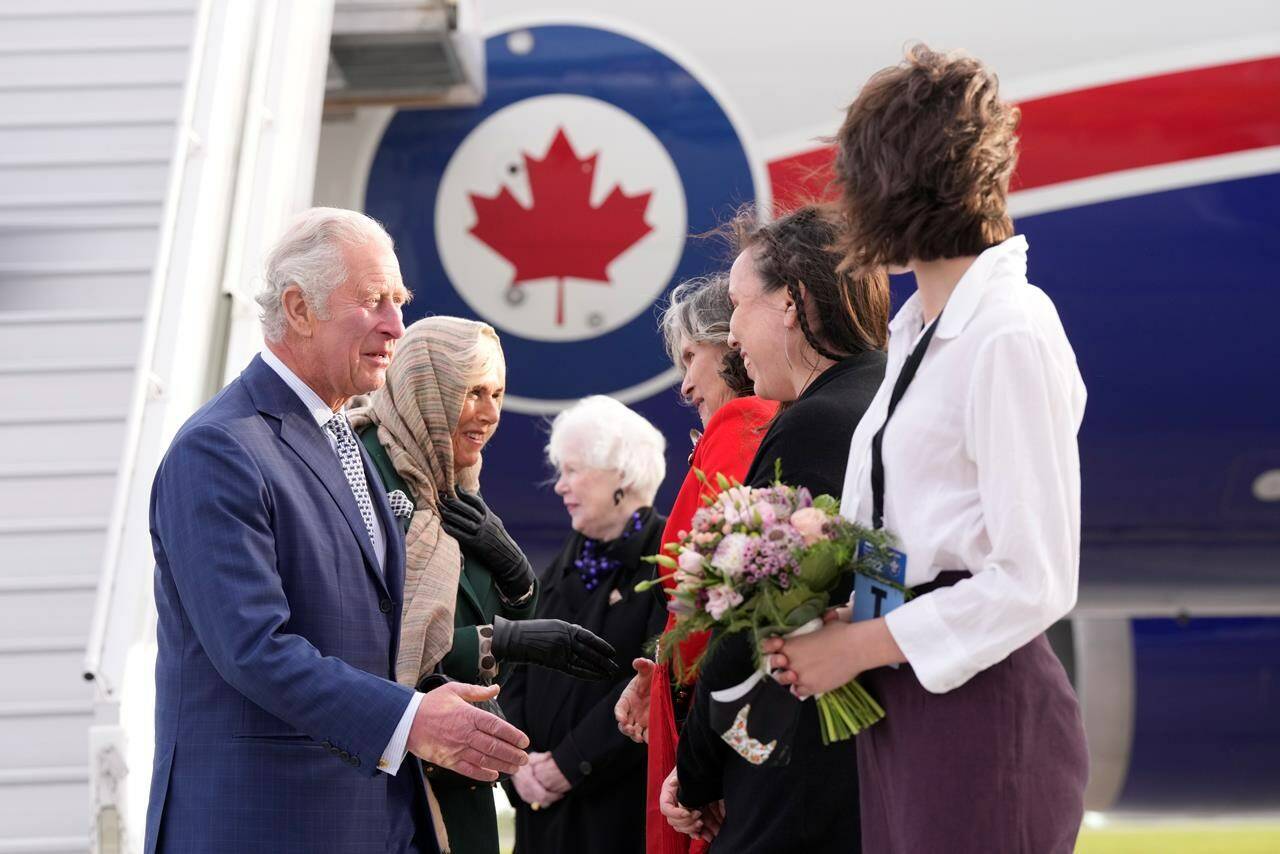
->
[{"left": 871, "top": 312, "right": 943, "bottom": 530}]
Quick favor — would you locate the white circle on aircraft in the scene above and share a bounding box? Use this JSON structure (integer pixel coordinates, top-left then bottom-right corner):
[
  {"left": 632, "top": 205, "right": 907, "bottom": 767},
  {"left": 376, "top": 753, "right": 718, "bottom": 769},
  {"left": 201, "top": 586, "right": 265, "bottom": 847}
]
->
[{"left": 435, "top": 93, "right": 686, "bottom": 343}]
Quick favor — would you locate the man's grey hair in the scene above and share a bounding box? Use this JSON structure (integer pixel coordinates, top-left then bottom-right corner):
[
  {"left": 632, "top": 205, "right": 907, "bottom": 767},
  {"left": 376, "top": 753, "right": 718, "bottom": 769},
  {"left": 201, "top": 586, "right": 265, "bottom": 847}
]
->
[
  {"left": 256, "top": 207, "right": 395, "bottom": 343},
  {"left": 659, "top": 273, "right": 733, "bottom": 371},
  {"left": 546, "top": 395, "right": 667, "bottom": 504}
]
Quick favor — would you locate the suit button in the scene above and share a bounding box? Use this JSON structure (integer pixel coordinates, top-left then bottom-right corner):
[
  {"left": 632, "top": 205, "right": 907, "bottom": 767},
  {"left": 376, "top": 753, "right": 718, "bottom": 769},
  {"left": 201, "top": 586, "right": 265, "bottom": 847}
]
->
[
  {"left": 380, "top": 599, "right": 393, "bottom": 614},
  {"left": 579, "top": 761, "right": 592, "bottom": 776}
]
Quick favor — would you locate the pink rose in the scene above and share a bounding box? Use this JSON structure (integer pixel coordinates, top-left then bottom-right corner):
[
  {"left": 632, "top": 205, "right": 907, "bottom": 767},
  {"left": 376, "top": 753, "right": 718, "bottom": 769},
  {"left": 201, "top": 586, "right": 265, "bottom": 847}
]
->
[{"left": 789, "top": 507, "right": 829, "bottom": 545}]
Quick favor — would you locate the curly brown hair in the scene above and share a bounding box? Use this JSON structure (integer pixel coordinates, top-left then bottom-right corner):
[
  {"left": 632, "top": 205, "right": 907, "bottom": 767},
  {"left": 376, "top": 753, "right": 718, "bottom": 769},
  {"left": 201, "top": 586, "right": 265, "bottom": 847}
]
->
[
  {"left": 728, "top": 204, "right": 889, "bottom": 359},
  {"left": 832, "top": 44, "right": 1020, "bottom": 273}
]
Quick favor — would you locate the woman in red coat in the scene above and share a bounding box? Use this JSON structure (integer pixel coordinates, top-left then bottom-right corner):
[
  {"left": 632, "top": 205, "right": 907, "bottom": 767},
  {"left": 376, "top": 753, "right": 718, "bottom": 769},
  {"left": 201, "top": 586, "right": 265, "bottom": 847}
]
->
[{"left": 615, "top": 274, "right": 775, "bottom": 854}]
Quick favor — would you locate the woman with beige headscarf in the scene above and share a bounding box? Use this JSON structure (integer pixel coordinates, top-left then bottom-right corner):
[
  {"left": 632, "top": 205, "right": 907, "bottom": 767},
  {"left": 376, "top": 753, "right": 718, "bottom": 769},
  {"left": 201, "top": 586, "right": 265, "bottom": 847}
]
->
[{"left": 350, "top": 316, "right": 617, "bottom": 854}]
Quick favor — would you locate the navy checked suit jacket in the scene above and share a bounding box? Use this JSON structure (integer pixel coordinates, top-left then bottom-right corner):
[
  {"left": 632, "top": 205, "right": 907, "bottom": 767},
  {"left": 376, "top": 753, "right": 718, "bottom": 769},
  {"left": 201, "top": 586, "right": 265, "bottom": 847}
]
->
[{"left": 144, "top": 356, "right": 427, "bottom": 853}]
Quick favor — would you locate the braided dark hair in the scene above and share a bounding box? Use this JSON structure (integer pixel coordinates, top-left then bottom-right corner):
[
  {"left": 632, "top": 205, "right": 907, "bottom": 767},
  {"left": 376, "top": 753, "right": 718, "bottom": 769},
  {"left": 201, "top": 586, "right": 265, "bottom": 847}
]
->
[{"left": 728, "top": 204, "right": 889, "bottom": 359}]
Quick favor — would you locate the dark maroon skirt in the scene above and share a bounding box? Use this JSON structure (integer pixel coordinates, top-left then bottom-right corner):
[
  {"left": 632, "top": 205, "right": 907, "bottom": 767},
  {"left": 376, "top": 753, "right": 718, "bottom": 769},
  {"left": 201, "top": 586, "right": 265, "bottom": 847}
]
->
[{"left": 857, "top": 577, "right": 1089, "bottom": 853}]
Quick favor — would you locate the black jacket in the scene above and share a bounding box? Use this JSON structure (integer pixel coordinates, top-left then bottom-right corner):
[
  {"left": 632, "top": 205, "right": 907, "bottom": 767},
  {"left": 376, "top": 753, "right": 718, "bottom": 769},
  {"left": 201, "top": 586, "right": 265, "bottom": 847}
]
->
[
  {"left": 502, "top": 508, "right": 668, "bottom": 854},
  {"left": 677, "top": 351, "right": 887, "bottom": 853}
]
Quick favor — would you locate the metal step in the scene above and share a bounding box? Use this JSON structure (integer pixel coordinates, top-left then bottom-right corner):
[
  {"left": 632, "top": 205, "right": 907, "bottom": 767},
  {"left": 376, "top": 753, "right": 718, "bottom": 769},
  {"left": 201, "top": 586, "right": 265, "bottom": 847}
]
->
[
  {"left": 0, "top": 646, "right": 95, "bottom": 704},
  {"left": 0, "top": 582, "right": 97, "bottom": 642},
  {"left": 0, "top": 310, "right": 144, "bottom": 365},
  {"left": 0, "top": 363, "right": 134, "bottom": 419},
  {"left": 0, "top": 699, "right": 94, "bottom": 771},
  {"left": 0, "top": 766, "right": 90, "bottom": 839},
  {"left": 0, "top": 221, "right": 161, "bottom": 270},
  {"left": 0, "top": 837, "right": 88, "bottom": 854},
  {"left": 0, "top": 268, "right": 151, "bottom": 312}
]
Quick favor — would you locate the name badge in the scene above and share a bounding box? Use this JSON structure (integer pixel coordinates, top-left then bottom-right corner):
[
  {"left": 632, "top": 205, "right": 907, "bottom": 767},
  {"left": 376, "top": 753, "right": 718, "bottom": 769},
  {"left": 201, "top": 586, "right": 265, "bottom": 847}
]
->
[{"left": 851, "top": 540, "right": 907, "bottom": 623}]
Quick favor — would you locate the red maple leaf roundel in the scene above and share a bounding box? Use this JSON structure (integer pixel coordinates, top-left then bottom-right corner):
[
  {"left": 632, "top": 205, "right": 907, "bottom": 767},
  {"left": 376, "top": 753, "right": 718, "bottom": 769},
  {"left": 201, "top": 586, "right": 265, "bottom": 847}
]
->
[{"left": 468, "top": 127, "right": 654, "bottom": 326}]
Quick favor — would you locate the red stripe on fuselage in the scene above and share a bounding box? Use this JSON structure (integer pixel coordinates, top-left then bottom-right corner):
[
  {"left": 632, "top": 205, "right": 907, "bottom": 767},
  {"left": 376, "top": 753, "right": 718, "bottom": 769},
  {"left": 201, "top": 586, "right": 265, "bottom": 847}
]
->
[{"left": 767, "top": 56, "right": 1280, "bottom": 211}]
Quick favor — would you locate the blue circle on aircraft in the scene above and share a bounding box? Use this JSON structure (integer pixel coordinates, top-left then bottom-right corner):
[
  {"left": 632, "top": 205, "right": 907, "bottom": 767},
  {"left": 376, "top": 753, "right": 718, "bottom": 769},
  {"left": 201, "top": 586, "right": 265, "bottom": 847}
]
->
[{"left": 364, "top": 24, "right": 757, "bottom": 408}]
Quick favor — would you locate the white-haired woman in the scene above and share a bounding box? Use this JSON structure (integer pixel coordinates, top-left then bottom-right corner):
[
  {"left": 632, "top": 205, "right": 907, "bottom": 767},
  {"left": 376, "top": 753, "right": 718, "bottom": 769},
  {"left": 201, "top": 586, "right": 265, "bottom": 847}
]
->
[{"left": 502, "top": 395, "right": 669, "bottom": 854}]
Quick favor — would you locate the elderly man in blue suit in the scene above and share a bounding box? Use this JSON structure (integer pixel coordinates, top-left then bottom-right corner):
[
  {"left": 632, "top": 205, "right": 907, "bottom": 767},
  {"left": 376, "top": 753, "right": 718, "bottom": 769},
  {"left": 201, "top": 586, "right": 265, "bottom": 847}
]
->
[{"left": 145, "top": 208, "right": 530, "bottom": 854}]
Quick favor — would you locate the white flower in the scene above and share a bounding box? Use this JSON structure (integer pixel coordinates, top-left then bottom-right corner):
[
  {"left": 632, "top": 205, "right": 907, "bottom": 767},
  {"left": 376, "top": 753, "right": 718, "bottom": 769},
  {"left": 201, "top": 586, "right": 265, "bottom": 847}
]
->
[
  {"left": 712, "top": 532, "right": 751, "bottom": 577},
  {"left": 752, "top": 501, "right": 777, "bottom": 528},
  {"left": 705, "top": 585, "right": 744, "bottom": 620}
]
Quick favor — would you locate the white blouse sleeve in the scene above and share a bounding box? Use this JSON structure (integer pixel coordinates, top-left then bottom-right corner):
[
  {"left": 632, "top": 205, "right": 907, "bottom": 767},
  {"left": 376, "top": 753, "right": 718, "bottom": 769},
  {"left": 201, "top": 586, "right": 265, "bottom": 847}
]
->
[{"left": 883, "top": 329, "right": 1085, "bottom": 693}]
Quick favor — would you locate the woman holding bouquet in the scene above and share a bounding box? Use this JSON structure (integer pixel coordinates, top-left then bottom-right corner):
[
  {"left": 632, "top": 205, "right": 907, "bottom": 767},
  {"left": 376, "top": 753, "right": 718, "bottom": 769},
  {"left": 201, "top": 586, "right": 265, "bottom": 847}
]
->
[
  {"left": 668, "top": 205, "right": 890, "bottom": 852},
  {"left": 766, "top": 46, "right": 1089, "bottom": 853},
  {"left": 613, "top": 274, "right": 777, "bottom": 854}
]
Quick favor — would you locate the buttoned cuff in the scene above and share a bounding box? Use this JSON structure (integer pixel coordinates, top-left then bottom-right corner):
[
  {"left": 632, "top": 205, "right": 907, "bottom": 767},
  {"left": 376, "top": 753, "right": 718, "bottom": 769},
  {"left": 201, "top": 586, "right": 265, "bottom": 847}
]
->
[
  {"left": 884, "top": 593, "right": 976, "bottom": 694},
  {"left": 550, "top": 732, "right": 593, "bottom": 787},
  {"left": 378, "top": 691, "right": 424, "bottom": 775}
]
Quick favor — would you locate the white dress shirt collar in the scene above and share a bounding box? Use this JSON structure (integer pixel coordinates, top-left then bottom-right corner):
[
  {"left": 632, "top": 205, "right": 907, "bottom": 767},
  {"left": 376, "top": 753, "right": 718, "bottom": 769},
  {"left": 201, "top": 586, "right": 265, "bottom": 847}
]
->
[
  {"left": 890, "top": 235, "right": 1030, "bottom": 341},
  {"left": 259, "top": 347, "right": 389, "bottom": 575},
  {"left": 260, "top": 347, "right": 339, "bottom": 428}
]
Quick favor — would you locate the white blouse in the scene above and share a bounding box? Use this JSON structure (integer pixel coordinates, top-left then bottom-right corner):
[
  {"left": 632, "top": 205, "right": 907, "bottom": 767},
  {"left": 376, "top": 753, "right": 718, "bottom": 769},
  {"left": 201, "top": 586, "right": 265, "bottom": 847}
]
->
[{"left": 840, "top": 236, "right": 1087, "bottom": 694}]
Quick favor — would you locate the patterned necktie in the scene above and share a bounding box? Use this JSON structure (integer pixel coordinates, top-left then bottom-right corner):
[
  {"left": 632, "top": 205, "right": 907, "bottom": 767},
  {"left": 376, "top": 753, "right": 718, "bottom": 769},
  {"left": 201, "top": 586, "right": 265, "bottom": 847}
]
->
[{"left": 323, "top": 412, "right": 377, "bottom": 547}]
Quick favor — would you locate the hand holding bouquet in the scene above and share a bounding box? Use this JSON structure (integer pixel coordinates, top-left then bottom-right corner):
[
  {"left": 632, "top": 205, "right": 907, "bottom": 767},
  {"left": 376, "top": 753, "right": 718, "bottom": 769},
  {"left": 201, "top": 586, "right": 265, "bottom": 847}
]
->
[{"left": 638, "top": 467, "right": 905, "bottom": 751}]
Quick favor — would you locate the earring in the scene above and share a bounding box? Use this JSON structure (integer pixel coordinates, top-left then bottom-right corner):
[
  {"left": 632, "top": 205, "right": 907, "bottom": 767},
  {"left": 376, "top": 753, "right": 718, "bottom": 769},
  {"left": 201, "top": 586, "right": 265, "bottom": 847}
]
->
[{"left": 613, "top": 488, "right": 624, "bottom": 506}]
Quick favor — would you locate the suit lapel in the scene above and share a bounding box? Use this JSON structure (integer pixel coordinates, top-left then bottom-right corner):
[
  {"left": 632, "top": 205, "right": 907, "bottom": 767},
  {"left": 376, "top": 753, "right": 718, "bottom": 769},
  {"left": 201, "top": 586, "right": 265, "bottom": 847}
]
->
[
  {"left": 281, "top": 411, "right": 391, "bottom": 597},
  {"left": 243, "top": 356, "right": 391, "bottom": 600}
]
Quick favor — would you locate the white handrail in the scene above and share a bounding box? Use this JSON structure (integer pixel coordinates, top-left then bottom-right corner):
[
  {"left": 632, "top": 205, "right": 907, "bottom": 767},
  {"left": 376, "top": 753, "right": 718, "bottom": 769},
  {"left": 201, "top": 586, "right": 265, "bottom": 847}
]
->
[
  {"left": 81, "top": 4, "right": 339, "bottom": 850},
  {"left": 83, "top": 0, "right": 258, "bottom": 697}
]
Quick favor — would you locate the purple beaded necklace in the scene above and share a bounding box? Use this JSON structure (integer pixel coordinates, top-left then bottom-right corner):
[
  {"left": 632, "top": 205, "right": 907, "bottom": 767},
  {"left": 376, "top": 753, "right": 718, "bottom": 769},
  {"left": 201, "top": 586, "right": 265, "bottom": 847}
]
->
[{"left": 574, "top": 510, "right": 645, "bottom": 591}]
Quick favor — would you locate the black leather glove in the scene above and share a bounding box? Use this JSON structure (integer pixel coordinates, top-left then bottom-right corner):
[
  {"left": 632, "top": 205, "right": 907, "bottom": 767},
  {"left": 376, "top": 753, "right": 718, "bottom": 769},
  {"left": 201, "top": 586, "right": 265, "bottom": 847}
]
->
[
  {"left": 491, "top": 615, "right": 620, "bottom": 681},
  {"left": 439, "top": 490, "right": 536, "bottom": 603}
]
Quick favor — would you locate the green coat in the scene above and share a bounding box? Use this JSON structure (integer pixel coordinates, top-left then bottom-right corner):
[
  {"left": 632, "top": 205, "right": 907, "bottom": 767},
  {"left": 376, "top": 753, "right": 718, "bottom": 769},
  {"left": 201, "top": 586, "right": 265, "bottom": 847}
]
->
[{"left": 359, "top": 427, "right": 538, "bottom": 854}]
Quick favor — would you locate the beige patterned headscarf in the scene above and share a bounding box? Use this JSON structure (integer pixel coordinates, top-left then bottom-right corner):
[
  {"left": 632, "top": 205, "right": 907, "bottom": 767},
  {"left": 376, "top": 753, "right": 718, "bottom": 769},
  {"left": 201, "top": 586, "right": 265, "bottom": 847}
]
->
[{"left": 349, "top": 316, "right": 501, "bottom": 688}]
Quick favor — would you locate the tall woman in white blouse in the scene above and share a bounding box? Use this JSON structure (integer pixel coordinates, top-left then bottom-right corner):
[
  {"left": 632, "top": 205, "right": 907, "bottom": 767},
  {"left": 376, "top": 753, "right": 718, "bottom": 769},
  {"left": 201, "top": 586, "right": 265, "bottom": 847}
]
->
[{"left": 765, "top": 45, "right": 1089, "bottom": 853}]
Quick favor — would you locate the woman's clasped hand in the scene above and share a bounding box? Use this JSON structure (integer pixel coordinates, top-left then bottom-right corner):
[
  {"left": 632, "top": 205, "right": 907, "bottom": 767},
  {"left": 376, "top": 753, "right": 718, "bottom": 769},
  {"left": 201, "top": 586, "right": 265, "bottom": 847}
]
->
[
  {"left": 658, "top": 768, "right": 724, "bottom": 844},
  {"left": 511, "top": 751, "right": 572, "bottom": 810}
]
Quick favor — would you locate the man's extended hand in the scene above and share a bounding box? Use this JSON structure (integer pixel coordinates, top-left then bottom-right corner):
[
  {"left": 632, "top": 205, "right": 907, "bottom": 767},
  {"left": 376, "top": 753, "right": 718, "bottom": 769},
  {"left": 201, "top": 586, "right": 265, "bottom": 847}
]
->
[
  {"left": 614, "top": 658, "right": 655, "bottom": 743},
  {"left": 407, "top": 682, "right": 529, "bottom": 781}
]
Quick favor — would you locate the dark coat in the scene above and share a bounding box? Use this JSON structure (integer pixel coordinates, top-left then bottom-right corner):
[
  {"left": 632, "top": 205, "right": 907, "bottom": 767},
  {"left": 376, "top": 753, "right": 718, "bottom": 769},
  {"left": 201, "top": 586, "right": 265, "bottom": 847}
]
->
[
  {"left": 502, "top": 509, "right": 668, "bottom": 854},
  {"left": 359, "top": 427, "right": 538, "bottom": 854},
  {"left": 676, "top": 351, "right": 887, "bottom": 854},
  {"left": 146, "top": 355, "right": 429, "bottom": 854}
]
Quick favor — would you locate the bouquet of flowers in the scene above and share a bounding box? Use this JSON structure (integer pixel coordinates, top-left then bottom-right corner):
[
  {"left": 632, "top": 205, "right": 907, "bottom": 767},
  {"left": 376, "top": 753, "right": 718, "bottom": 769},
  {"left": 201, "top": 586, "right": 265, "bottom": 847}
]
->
[{"left": 639, "top": 467, "right": 905, "bottom": 753}]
